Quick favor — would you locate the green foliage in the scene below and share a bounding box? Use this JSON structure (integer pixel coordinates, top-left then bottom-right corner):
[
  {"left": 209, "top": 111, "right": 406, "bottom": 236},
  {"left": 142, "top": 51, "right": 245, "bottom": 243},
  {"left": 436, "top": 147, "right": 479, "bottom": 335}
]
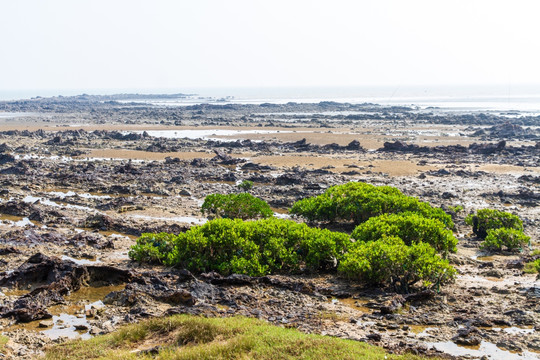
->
[
  {"left": 130, "top": 218, "right": 351, "bottom": 276},
  {"left": 127, "top": 232, "right": 176, "bottom": 264},
  {"left": 201, "top": 193, "right": 273, "bottom": 220},
  {"left": 338, "top": 237, "right": 455, "bottom": 292},
  {"left": 480, "top": 227, "right": 530, "bottom": 252},
  {"left": 448, "top": 205, "right": 464, "bottom": 214},
  {"left": 465, "top": 209, "right": 523, "bottom": 239},
  {"left": 524, "top": 258, "right": 540, "bottom": 274},
  {"left": 351, "top": 212, "right": 458, "bottom": 256},
  {"left": 290, "top": 182, "right": 453, "bottom": 228},
  {"left": 237, "top": 180, "right": 254, "bottom": 191}
]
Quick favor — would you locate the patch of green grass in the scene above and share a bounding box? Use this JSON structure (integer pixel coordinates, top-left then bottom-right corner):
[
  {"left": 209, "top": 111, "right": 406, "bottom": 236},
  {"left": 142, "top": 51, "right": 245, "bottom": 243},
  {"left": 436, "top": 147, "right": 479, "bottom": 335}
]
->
[
  {"left": 44, "top": 315, "right": 434, "bottom": 360},
  {"left": 0, "top": 335, "right": 9, "bottom": 355}
]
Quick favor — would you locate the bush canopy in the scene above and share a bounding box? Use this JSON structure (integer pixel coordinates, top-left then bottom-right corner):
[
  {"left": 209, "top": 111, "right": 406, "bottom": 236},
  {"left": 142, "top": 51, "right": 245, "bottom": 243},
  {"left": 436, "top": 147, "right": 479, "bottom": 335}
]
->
[{"left": 290, "top": 182, "right": 453, "bottom": 228}]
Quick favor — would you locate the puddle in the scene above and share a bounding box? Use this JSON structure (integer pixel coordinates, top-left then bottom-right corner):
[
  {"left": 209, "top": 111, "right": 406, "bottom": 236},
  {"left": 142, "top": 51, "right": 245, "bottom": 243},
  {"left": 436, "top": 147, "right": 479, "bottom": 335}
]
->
[
  {"left": 45, "top": 190, "right": 112, "bottom": 200},
  {"left": 427, "top": 340, "right": 539, "bottom": 360},
  {"left": 76, "top": 228, "right": 137, "bottom": 240},
  {"left": 477, "top": 256, "right": 496, "bottom": 262},
  {"left": 408, "top": 325, "right": 434, "bottom": 335},
  {"left": 331, "top": 298, "right": 372, "bottom": 313},
  {"left": 128, "top": 214, "right": 207, "bottom": 225},
  {"left": 61, "top": 255, "right": 101, "bottom": 266},
  {"left": 22, "top": 195, "right": 98, "bottom": 213},
  {"left": 4, "top": 285, "right": 125, "bottom": 340},
  {"left": 0, "top": 214, "right": 34, "bottom": 227},
  {"left": 42, "top": 313, "right": 92, "bottom": 340},
  {"left": 481, "top": 326, "right": 536, "bottom": 335},
  {"left": 273, "top": 212, "right": 292, "bottom": 219},
  {"left": 65, "top": 284, "right": 126, "bottom": 303},
  {"left": 128, "top": 129, "right": 291, "bottom": 141},
  {"left": 271, "top": 207, "right": 291, "bottom": 219}
]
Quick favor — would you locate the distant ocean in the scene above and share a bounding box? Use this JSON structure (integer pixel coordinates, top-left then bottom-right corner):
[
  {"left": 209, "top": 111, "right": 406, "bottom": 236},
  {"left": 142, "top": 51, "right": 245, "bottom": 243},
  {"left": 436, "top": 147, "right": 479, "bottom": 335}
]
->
[{"left": 1, "top": 85, "right": 540, "bottom": 113}]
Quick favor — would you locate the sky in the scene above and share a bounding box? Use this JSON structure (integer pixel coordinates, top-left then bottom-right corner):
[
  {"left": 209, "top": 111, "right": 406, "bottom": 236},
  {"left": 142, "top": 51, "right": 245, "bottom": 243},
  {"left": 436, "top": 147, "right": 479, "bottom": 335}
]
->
[{"left": 1, "top": 0, "right": 540, "bottom": 93}]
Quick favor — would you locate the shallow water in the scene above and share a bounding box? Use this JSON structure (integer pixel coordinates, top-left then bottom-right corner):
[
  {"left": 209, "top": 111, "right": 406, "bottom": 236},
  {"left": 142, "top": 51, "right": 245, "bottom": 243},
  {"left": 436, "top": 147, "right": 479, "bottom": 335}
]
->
[
  {"left": 22, "top": 195, "right": 98, "bottom": 213},
  {"left": 128, "top": 129, "right": 291, "bottom": 141},
  {"left": 427, "top": 340, "right": 539, "bottom": 359},
  {"left": 0, "top": 214, "right": 35, "bottom": 227},
  {"left": 60, "top": 255, "right": 101, "bottom": 266},
  {"left": 128, "top": 214, "right": 207, "bottom": 225},
  {"left": 331, "top": 298, "right": 372, "bottom": 314}
]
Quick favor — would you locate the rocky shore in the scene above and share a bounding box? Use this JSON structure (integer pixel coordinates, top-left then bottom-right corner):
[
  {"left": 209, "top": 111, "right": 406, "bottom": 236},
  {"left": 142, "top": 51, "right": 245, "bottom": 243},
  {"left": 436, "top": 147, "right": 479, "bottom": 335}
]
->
[{"left": 0, "top": 95, "right": 538, "bottom": 359}]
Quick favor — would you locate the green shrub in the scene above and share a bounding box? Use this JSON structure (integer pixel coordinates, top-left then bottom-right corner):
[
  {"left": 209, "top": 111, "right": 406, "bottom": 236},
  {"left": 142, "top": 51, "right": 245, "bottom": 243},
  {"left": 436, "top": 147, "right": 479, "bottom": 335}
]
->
[
  {"left": 351, "top": 212, "right": 457, "bottom": 256},
  {"left": 128, "top": 232, "right": 176, "bottom": 264},
  {"left": 237, "top": 180, "right": 254, "bottom": 192},
  {"left": 524, "top": 259, "right": 540, "bottom": 274},
  {"left": 480, "top": 228, "right": 530, "bottom": 252},
  {"left": 465, "top": 209, "right": 523, "bottom": 239},
  {"left": 130, "top": 218, "right": 351, "bottom": 276},
  {"left": 290, "top": 182, "right": 453, "bottom": 228},
  {"left": 338, "top": 237, "right": 455, "bottom": 292},
  {"left": 448, "top": 205, "right": 464, "bottom": 214},
  {"left": 201, "top": 193, "right": 273, "bottom": 220}
]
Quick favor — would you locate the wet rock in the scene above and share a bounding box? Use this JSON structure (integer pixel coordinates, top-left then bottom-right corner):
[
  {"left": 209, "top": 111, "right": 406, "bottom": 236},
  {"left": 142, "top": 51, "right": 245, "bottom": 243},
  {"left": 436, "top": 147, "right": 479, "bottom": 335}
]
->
[
  {"left": 104, "top": 282, "right": 194, "bottom": 307},
  {"left": 38, "top": 320, "right": 53, "bottom": 328},
  {"left": 379, "top": 295, "right": 405, "bottom": 314},
  {"left": 481, "top": 269, "right": 504, "bottom": 278},
  {"left": 179, "top": 189, "right": 191, "bottom": 196},
  {"left": 0, "top": 246, "right": 21, "bottom": 255},
  {"left": 366, "top": 333, "right": 382, "bottom": 342},
  {"left": 212, "top": 149, "right": 244, "bottom": 165},
  {"left": 275, "top": 174, "right": 303, "bottom": 185},
  {"left": 452, "top": 326, "right": 481, "bottom": 346},
  {"left": 345, "top": 140, "right": 364, "bottom": 151}
]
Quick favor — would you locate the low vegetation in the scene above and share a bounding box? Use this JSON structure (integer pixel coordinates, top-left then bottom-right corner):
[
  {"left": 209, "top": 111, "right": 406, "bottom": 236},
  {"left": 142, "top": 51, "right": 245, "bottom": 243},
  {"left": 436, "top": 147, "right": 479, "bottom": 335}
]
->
[
  {"left": 481, "top": 228, "right": 530, "bottom": 252},
  {"left": 44, "top": 315, "right": 432, "bottom": 360},
  {"left": 465, "top": 208, "right": 523, "bottom": 239},
  {"left": 0, "top": 335, "right": 9, "bottom": 357},
  {"left": 290, "top": 182, "right": 453, "bottom": 228},
  {"left": 130, "top": 218, "right": 351, "bottom": 276},
  {"left": 201, "top": 193, "right": 273, "bottom": 220},
  {"left": 351, "top": 212, "right": 457, "bottom": 256},
  {"left": 524, "top": 258, "right": 540, "bottom": 274},
  {"left": 130, "top": 214, "right": 456, "bottom": 291},
  {"left": 465, "top": 209, "right": 529, "bottom": 253},
  {"left": 132, "top": 183, "right": 461, "bottom": 291},
  {"left": 237, "top": 180, "right": 254, "bottom": 192},
  {"left": 338, "top": 236, "right": 456, "bottom": 292}
]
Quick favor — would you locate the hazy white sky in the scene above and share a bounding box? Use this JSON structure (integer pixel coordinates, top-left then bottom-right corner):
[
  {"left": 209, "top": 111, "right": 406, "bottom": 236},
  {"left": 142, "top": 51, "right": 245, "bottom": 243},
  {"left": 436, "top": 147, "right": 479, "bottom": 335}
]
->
[{"left": 1, "top": 0, "right": 539, "bottom": 91}]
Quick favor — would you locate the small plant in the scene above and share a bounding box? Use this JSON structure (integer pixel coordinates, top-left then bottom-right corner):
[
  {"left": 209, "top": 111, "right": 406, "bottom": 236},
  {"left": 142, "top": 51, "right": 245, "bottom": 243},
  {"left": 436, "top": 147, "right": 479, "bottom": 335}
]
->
[
  {"left": 524, "top": 259, "right": 540, "bottom": 274},
  {"left": 351, "top": 212, "right": 458, "bottom": 256},
  {"left": 128, "top": 232, "right": 176, "bottom": 264},
  {"left": 201, "top": 193, "right": 273, "bottom": 220},
  {"left": 447, "top": 205, "right": 464, "bottom": 215},
  {"left": 465, "top": 209, "right": 523, "bottom": 239},
  {"left": 480, "top": 228, "right": 530, "bottom": 252},
  {"left": 237, "top": 180, "right": 254, "bottom": 192},
  {"left": 338, "top": 236, "right": 455, "bottom": 292}
]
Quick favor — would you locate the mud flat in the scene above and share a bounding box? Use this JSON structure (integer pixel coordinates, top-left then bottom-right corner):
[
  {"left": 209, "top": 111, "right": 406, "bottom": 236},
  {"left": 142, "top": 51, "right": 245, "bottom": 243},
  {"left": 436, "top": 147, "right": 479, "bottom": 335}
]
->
[{"left": 0, "top": 95, "right": 539, "bottom": 358}]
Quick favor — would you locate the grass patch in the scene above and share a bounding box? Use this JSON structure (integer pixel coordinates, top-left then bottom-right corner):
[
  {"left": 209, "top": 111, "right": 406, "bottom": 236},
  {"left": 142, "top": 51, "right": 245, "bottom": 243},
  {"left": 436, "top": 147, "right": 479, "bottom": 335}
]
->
[
  {"left": 44, "top": 315, "right": 433, "bottom": 360},
  {"left": 0, "top": 335, "right": 9, "bottom": 356}
]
